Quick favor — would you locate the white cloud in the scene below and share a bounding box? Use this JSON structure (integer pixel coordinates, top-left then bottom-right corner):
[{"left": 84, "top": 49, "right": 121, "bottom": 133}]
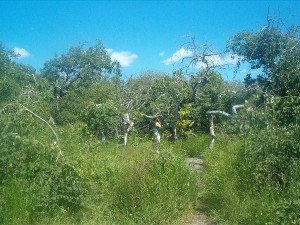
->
[
  {"left": 196, "top": 54, "right": 242, "bottom": 68},
  {"left": 162, "top": 47, "right": 242, "bottom": 68},
  {"left": 159, "top": 51, "right": 165, "bottom": 57},
  {"left": 109, "top": 50, "right": 138, "bottom": 67},
  {"left": 162, "top": 48, "right": 192, "bottom": 65},
  {"left": 13, "top": 47, "right": 30, "bottom": 59},
  {"left": 106, "top": 48, "right": 113, "bottom": 54}
]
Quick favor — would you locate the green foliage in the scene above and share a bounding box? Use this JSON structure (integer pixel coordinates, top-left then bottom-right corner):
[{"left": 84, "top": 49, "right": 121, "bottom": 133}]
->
[
  {"left": 176, "top": 103, "right": 194, "bottom": 137},
  {"left": 81, "top": 100, "right": 120, "bottom": 138},
  {"left": 238, "top": 126, "right": 300, "bottom": 191},
  {"left": 0, "top": 76, "right": 20, "bottom": 103},
  {"left": 229, "top": 25, "right": 300, "bottom": 97},
  {"left": 40, "top": 41, "right": 123, "bottom": 125},
  {"left": 50, "top": 77, "right": 121, "bottom": 125},
  {"left": 202, "top": 93, "right": 300, "bottom": 224},
  {"left": 0, "top": 179, "right": 30, "bottom": 225},
  {"left": 0, "top": 106, "right": 87, "bottom": 223},
  {"left": 0, "top": 43, "right": 42, "bottom": 107},
  {"left": 189, "top": 72, "right": 246, "bottom": 132},
  {"left": 202, "top": 139, "right": 271, "bottom": 224},
  {"left": 42, "top": 41, "right": 121, "bottom": 98},
  {"left": 0, "top": 43, "right": 14, "bottom": 76}
]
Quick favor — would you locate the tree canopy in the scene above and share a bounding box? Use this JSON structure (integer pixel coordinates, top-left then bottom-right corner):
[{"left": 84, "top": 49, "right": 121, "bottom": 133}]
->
[
  {"left": 42, "top": 41, "right": 121, "bottom": 97},
  {"left": 229, "top": 25, "right": 300, "bottom": 97}
]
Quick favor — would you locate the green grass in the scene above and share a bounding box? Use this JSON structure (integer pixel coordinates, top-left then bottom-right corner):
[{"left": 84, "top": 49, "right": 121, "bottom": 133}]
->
[
  {"left": 200, "top": 135, "right": 300, "bottom": 225},
  {"left": 1, "top": 179, "right": 30, "bottom": 225},
  {"left": 172, "top": 133, "right": 211, "bottom": 157},
  {"left": 2, "top": 122, "right": 299, "bottom": 225},
  {"left": 1, "top": 124, "right": 199, "bottom": 225}
]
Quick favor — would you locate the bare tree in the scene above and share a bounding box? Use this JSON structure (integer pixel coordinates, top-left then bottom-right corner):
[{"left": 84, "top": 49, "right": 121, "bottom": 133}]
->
[
  {"left": 122, "top": 113, "right": 134, "bottom": 146},
  {"left": 207, "top": 104, "right": 244, "bottom": 148}
]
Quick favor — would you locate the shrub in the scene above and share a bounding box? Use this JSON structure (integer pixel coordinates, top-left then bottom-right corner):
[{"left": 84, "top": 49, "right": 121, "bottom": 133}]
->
[{"left": 0, "top": 106, "right": 87, "bottom": 223}]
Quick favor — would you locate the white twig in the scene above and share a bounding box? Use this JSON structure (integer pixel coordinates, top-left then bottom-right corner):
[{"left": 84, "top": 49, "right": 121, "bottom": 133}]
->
[
  {"left": 141, "top": 113, "right": 160, "bottom": 119},
  {"left": 207, "top": 110, "right": 232, "bottom": 118},
  {"left": 20, "top": 104, "right": 63, "bottom": 161}
]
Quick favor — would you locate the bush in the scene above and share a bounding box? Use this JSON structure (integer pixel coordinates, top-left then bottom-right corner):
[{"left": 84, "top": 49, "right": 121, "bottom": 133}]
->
[
  {"left": 0, "top": 107, "right": 87, "bottom": 223},
  {"left": 81, "top": 100, "right": 120, "bottom": 138}
]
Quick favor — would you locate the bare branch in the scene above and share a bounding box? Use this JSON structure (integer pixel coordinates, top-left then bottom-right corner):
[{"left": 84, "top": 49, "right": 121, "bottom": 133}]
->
[
  {"left": 232, "top": 104, "right": 245, "bottom": 115},
  {"left": 207, "top": 110, "right": 232, "bottom": 118},
  {"left": 209, "top": 115, "right": 216, "bottom": 149},
  {"left": 20, "top": 104, "right": 63, "bottom": 161},
  {"left": 141, "top": 113, "right": 161, "bottom": 119}
]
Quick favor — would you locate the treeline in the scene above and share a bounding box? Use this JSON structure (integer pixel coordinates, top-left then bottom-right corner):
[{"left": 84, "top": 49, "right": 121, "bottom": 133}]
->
[{"left": 0, "top": 21, "right": 299, "bottom": 224}]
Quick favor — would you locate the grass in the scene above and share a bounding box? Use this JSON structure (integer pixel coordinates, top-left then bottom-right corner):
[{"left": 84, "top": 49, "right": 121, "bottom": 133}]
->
[
  {"left": 0, "top": 124, "right": 200, "bottom": 225},
  {"left": 200, "top": 135, "right": 300, "bottom": 225},
  {"left": 172, "top": 133, "right": 211, "bottom": 157},
  {"left": 3, "top": 122, "right": 299, "bottom": 225},
  {"left": 7, "top": 121, "right": 299, "bottom": 225}
]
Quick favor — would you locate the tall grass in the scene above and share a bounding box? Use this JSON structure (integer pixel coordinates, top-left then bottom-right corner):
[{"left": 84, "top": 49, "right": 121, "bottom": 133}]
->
[
  {"left": 201, "top": 135, "right": 300, "bottom": 225},
  {"left": 71, "top": 141, "right": 198, "bottom": 224},
  {"left": 172, "top": 133, "right": 210, "bottom": 157},
  {"left": 1, "top": 179, "right": 30, "bottom": 225},
  {"left": 1, "top": 123, "right": 199, "bottom": 225}
]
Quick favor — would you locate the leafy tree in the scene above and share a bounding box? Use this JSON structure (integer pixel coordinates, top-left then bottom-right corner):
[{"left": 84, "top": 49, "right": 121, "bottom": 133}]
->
[
  {"left": 229, "top": 24, "right": 300, "bottom": 97},
  {"left": 41, "top": 41, "right": 122, "bottom": 124},
  {"left": 0, "top": 43, "right": 14, "bottom": 77},
  {"left": 42, "top": 41, "right": 121, "bottom": 98},
  {"left": 0, "top": 43, "right": 48, "bottom": 109},
  {"left": 122, "top": 69, "right": 225, "bottom": 140}
]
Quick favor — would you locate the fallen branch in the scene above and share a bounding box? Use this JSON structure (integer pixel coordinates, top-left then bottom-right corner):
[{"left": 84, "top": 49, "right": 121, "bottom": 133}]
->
[
  {"left": 20, "top": 104, "right": 63, "bottom": 161},
  {"left": 207, "top": 110, "right": 232, "bottom": 118}
]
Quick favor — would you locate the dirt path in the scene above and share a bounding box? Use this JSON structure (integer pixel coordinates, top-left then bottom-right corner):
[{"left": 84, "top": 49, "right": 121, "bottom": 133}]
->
[{"left": 184, "top": 157, "right": 214, "bottom": 225}]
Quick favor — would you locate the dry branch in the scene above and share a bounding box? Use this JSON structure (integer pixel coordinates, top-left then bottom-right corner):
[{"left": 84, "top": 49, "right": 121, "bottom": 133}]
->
[{"left": 20, "top": 104, "right": 63, "bottom": 161}]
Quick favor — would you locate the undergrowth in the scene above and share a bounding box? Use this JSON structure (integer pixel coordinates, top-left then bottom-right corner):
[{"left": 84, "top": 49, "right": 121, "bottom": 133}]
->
[
  {"left": 201, "top": 134, "right": 300, "bottom": 225},
  {"left": 0, "top": 123, "right": 199, "bottom": 225}
]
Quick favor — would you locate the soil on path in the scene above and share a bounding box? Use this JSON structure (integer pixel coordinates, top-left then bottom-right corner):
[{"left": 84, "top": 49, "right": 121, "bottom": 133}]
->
[{"left": 183, "top": 157, "right": 215, "bottom": 225}]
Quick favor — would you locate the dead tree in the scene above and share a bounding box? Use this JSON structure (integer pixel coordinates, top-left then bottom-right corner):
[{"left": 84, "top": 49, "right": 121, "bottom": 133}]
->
[
  {"left": 122, "top": 113, "right": 134, "bottom": 146},
  {"left": 166, "top": 38, "right": 222, "bottom": 140},
  {"left": 207, "top": 104, "right": 244, "bottom": 149}
]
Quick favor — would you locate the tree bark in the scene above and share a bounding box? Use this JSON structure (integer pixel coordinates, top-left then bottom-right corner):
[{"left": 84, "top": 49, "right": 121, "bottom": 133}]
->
[{"left": 123, "top": 113, "right": 134, "bottom": 146}]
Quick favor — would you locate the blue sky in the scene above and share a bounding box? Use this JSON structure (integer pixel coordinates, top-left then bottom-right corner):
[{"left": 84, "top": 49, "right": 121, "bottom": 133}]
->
[{"left": 1, "top": 1, "right": 300, "bottom": 80}]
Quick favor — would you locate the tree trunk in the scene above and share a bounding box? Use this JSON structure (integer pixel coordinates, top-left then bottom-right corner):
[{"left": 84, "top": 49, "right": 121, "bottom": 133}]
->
[{"left": 123, "top": 113, "right": 134, "bottom": 146}]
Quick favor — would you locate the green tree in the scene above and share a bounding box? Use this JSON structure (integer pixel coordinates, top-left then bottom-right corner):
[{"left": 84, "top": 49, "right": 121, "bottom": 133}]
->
[
  {"left": 41, "top": 41, "right": 122, "bottom": 124},
  {"left": 42, "top": 41, "right": 121, "bottom": 98},
  {"left": 229, "top": 25, "right": 300, "bottom": 97}
]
